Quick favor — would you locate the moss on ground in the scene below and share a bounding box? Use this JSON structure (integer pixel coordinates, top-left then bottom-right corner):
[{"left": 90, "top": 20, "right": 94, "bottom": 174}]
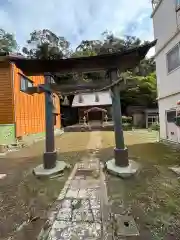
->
[{"left": 99, "top": 130, "right": 180, "bottom": 240}]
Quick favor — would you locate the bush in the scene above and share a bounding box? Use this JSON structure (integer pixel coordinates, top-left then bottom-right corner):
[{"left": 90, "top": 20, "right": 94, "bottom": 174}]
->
[
  {"left": 122, "top": 123, "right": 132, "bottom": 131},
  {"left": 174, "top": 116, "right": 180, "bottom": 126},
  {"left": 150, "top": 122, "right": 160, "bottom": 131},
  {"left": 122, "top": 116, "right": 132, "bottom": 124}
]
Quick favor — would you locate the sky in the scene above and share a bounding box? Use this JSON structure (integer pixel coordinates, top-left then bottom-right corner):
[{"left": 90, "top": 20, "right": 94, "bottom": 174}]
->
[{"left": 0, "top": 0, "right": 155, "bottom": 56}]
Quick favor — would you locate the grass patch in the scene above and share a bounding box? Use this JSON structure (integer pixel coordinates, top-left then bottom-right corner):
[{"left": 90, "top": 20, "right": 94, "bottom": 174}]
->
[{"left": 99, "top": 130, "right": 180, "bottom": 239}]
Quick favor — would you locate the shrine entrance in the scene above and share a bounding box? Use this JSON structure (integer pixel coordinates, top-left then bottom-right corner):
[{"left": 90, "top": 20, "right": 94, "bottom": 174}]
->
[
  {"left": 84, "top": 107, "right": 107, "bottom": 123},
  {"left": 8, "top": 40, "right": 156, "bottom": 240},
  {"left": 10, "top": 40, "right": 156, "bottom": 172}
]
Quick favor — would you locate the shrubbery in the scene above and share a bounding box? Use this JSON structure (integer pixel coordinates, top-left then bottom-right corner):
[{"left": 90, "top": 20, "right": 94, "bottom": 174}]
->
[
  {"left": 150, "top": 122, "right": 160, "bottom": 131},
  {"left": 122, "top": 116, "right": 133, "bottom": 131}
]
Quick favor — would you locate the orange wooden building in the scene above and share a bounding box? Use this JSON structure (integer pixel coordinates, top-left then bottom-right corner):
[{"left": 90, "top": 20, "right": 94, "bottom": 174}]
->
[{"left": 0, "top": 57, "right": 61, "bottom": 141}]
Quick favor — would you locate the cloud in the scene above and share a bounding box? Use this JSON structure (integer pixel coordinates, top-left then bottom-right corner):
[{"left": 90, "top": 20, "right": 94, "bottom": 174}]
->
[{"left": 0, "top": 0, "right": 154, "bottom": 55}]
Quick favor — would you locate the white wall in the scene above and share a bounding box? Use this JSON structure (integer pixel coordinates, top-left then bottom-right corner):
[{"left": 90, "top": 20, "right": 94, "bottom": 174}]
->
[
  {"left": 153, "top": 0, "right": 180, "bottom": 141},
  {"left": 153, "top": 0, "right": 178, "bottom": 52},
  {"left": 156, "top": 32, "right": 180, "bottom": 98},
  {"left": 158, "top": 93, "right": 180, "bottom": 139}
]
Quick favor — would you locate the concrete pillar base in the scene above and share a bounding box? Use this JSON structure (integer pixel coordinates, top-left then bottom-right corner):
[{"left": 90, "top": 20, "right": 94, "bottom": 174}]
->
[
  {"left": 114, "top": 147, "right": 129, "bottom": 167},
  {"left": 33, "top": 161, "right": 67, "bottom": 177},
  {"left": 106, "top": 159, "right": 140, "bottom": 179},
  {"left": 43, "top": 151, "right": 57, "bottom": 169}
]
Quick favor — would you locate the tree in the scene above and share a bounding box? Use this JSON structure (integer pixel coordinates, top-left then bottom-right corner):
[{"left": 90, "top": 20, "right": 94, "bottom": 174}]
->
[
  {"left": 22, "top": 29, "right": 70, "bottom": 59},
  {"left": 135, "top": 57, "right": 156, "bottom": 76},
  {"left": 74, "top": 33, "right": 142, "bottom": 56},
  {"left": 98, "top": 32, "right": 141, "bottom": 54},
  {"left": 120, "top": 72, "right": 157, "bottom": 113},
  {"left": 0, "top": 29, "right": 17, "bottom": 53}
]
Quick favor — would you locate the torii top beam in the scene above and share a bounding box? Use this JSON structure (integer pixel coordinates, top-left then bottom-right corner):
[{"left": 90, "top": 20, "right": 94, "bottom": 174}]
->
[{"left": 7, "top": 40, "right": 156, "bottom": 76}]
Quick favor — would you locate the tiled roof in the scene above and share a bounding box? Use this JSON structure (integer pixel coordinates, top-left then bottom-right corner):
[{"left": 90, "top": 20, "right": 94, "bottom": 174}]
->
[{"left": 72, "top": 91, "right": 112, "bottom": 107}]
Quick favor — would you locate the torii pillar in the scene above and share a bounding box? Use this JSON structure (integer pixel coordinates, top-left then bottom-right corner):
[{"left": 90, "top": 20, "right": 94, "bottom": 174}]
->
[
  {"left": 33, "top": 73, "right": 67, "bottom": 177},
  {"left": 106, "top": 69, "right": 139, "bottom": 178},
  {"left": 42, "top": 74, "right": 56, "bottom": 168}
]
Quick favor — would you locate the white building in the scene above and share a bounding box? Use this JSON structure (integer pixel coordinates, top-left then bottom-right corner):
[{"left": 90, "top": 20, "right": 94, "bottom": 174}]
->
[
  {"left": 72, "top": 91, "right": 112, "bottom": 124},
  {"left": 152, "top": 0, "right": 180, "bottom": 142}
]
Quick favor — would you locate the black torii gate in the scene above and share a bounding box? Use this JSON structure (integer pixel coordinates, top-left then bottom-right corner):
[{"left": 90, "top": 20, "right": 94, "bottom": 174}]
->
[{"left": 9, "top": 40, "right": 156, "bottom": 175}]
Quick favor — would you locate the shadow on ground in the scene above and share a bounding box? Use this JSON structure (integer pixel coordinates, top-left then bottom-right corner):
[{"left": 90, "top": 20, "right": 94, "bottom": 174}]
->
[{"left": 98, "top": 141, "right": 180, "bottom": 240}]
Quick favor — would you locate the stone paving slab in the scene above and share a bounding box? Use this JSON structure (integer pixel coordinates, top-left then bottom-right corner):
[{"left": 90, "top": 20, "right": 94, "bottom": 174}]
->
[
  {"left": 43, "top": 157, "right": 109, "bottom": 240},
  {"left": 37, "top": 132, "right": 140, "bottom": 240}
]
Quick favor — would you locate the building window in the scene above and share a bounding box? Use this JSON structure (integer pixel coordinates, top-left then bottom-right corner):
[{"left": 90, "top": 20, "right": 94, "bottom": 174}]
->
[
  {"left": 177, "top": 0, "right": 180, "bottom": 7},
  {"left": 166, "top": 110, "right": 176, "bottom": 123},
  {"left": 147, "top": 116, "right": 159, "bottom": 128},
  {"left": 20, "top": 74, "right": 33, "bottom": 92},
  {"left": 167, "top": 44, "right": 180, "bottom": 73}
]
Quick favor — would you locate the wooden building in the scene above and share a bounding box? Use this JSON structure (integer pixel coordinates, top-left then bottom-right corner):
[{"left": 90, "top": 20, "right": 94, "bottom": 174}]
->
[
  {"left": 0, "top": 55, "right": 61, "bottom": 143},
  {"left": 127, "top": 106, "right": 159, "bottom": 128},
  {"left": 72, "top": 91, "right": 112, "bottom": 124}
]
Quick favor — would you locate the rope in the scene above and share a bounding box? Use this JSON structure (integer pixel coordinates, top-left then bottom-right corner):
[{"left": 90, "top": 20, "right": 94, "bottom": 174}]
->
[{"left": 56, "top": 77, "right": 123, "bottom": 96}]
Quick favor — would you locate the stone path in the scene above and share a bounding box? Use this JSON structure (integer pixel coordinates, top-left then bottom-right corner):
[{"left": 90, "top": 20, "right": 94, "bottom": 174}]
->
[{"left": 38, "top": 132, "right": 110, "bottom": 240}]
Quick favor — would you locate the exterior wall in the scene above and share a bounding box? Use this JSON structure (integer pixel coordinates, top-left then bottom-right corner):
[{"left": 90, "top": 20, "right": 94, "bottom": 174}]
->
[
  {"left": 156, "top": 32, "right": 180, "bottom": 98},
  {"left": 152, "top": 0, "right": 180, "bottom": 142},
  {"left": 152, "top": 0, "right": 178, "bottom": 52},
  {"left": 0, "top": 62, "right": 14, "bottom": 124},
  {"left": 158, "top": 93, "right": 180, "bottom": 140},
  {"left": 132, "top": 113, "right": 145, "bottom": 128},
  {"left": 53, "top": 94, "right": 61, "bottom": 129},
  {"left": 12, "top": 64, "right": 61, "bottom": 138}
]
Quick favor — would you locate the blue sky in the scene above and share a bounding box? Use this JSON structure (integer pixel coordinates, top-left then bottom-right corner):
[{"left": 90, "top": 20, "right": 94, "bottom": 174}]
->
[{"left": 0, "top": 0, "right": 154, "bottom": 56}]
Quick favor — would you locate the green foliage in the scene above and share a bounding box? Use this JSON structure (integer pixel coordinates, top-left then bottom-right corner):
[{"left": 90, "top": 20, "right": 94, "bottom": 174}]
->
[
  {"left": 72, "top": 32, "right": 157, "bottom": 110},
  {"left": 122, "top": 116, "right": 132, "bottom": 131},
  {"left": 0, "top": 29, "right": 17, "bottom": 53},
  {"left": 122, "top": 116, "right": 132, "bottom": 124},
  {"left": 22, "top": 29, "right": 70, "bottom": 59},
  {"left": 134, "top": 57, "right": 156, "bottom": 76},
  {"left": 121, "top": 72, "right": 157, "bottom": 109},
  {"left": 122, "top": 123, "right": 132, "bottom": 131},
  {"left": 74, "top": 33, "right": 142, "bottom": 57},
  {"left": 150, "top": 122, "right": 160, "bottom": 131},
  {"left": 174, "top": 116, "right": 180, "bottom": 126},
  {"left": 98, "top": 33, "right": 142, "bottom": 54}
]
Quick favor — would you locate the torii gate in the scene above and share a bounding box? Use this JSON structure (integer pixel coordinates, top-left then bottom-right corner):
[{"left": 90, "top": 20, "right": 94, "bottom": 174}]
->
[{"left": 10, "top": 40, "right": 156, "bottom": 177}]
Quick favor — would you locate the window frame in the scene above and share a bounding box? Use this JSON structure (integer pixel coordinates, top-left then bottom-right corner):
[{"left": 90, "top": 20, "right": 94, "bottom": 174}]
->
[
  {"left": 19, "top": 74, "right": 34, "bottom": 93},
  {"left": 166, "top": 42, "right": 180, "bottom": 74}
]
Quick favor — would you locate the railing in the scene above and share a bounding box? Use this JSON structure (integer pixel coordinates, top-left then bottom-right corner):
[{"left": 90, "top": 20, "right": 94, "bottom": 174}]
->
[{"left": 152, "top": 0, "right": 161, "bottom": 11}]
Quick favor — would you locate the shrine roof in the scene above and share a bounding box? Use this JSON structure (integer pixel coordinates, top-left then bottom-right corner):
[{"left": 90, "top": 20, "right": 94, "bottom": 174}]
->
[
  {"left": 2, "top": 40, "right": 156, "bottom": 75},
  {"left": 72, "top": 91, "right": 112, "bottom": 107}
]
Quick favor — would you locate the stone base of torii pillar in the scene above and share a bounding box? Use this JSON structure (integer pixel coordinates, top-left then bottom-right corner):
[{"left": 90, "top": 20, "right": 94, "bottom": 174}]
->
[
  {"left": 105, "top": 69, "right": 139, "bottom": 178},
  {"left": 106, "top": 157, "right": 140, "bottom": 179},
  {"left": 33, "top": 157, "right": 67, "bottom": 177}
]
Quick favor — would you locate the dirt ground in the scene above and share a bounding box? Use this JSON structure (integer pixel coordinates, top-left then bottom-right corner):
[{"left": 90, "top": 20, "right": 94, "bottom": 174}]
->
[
  {"left": 0, "top": 132, "right": 90, "bottom": 240},
  {"left": 98, "top": 130, "right": 180, "bottom": 240},
  {"left": 1, "top": 130, "right": 180, "bottom": 240}
]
